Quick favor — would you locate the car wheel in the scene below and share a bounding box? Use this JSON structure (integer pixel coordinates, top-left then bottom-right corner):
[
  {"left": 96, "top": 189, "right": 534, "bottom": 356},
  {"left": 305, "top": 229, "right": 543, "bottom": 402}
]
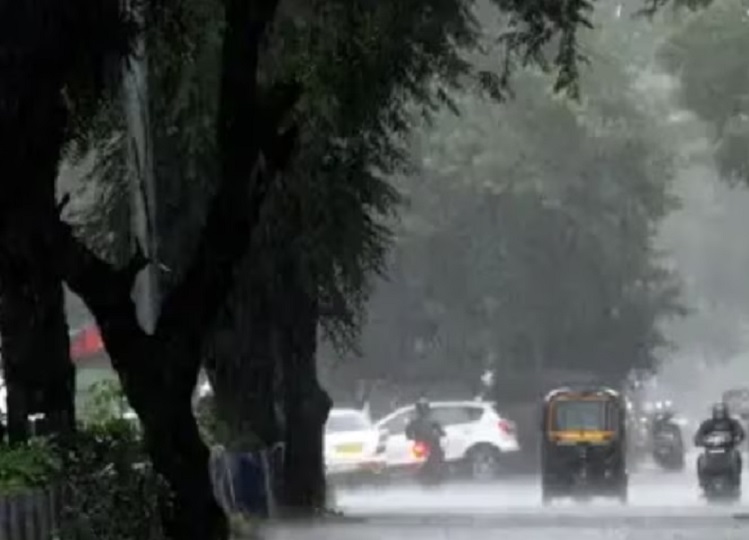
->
[{"left": 467, "top": 445, "right": 500, "bottom": 481}]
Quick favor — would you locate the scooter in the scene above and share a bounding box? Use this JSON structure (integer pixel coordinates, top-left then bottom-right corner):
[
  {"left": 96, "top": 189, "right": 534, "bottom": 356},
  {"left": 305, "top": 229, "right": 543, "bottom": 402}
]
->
[
  {"left": 412, "top": 439, "right": 446, "bottom": 485},
  {"left": 652, "top": 426, "right": 685, "bottom": 471},
  {"left": 698, "top": 431, "right": 741, "bottom": 502}
]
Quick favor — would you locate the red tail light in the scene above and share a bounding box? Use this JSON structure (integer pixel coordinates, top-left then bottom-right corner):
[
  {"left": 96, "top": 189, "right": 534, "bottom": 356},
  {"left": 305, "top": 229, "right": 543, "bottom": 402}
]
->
[
  {"left": 412, "top": 441, "right": 430, "bottom": 460},
  {"left": 498, "top": 419, "right": 516, "bottom": 435}
]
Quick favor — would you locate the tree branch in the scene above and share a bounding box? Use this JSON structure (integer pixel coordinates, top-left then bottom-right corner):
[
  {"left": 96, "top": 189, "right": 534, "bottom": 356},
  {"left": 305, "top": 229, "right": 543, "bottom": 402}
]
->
[
  {"left": 154, "top": 0, "right": 298, "bottom": 352},
  {"left": 51, "top": 202, "right": 150, "bottom": 372},
  {"left": 56, "top": 0, "right": 298, "bottom": 395}
]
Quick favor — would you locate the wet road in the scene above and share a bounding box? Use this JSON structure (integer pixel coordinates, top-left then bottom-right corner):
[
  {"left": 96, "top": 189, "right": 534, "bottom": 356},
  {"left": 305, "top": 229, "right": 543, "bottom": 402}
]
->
[{"left": 264, "top": 458, "right": 749, "bottom": 540}]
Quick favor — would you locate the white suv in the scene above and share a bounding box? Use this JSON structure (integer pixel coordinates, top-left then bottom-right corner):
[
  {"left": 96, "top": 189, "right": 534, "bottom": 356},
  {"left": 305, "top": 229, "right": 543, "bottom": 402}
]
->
[{"left": 375, "top": 400, "right": 520, "bottom": 480}]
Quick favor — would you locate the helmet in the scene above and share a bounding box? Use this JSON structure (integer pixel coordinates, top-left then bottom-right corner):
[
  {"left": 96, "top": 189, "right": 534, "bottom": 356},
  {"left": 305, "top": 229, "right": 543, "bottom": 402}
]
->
[
  {"left": 712, "top": 402, "right": 729, "bottom": 420},
  {"left": 415, "top": 397, "right": 430, "bottom": 416}
]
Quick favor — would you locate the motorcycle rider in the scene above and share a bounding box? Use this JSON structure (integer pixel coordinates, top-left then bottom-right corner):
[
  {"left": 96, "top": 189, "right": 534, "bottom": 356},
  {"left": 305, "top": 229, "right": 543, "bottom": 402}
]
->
[
  {"left": 652, "top": 403, "right": 681, "bottom": 439},
  {"left": 405, "top": 398, "right": 446, "bottom": 477},
  {"left": 694, "top": 402, "right": 746, "bottom": 488},
  {"left": 650, "top": 402, "right": 684, "bottom": 468}
]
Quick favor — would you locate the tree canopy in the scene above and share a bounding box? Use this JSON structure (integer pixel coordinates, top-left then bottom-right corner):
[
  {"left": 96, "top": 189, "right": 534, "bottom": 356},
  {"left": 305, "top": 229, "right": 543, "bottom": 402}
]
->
[
  {"left": 659, "top": 0, "right": 749, "bottom": 184},
  {"left": 333, "top": 13, "right": 684, "bottom": 403}
]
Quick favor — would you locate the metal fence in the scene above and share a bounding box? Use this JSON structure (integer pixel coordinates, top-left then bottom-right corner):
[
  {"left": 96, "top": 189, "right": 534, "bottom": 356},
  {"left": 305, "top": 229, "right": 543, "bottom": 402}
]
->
[{"left": 0, "top": 487, "right": 60, "bottom": 540}]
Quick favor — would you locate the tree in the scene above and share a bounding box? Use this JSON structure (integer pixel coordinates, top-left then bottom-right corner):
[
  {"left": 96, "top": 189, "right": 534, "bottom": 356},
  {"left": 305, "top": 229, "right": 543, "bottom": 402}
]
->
[
  {"left": 348, "top": 13, "right": 683, "bottom": 406},
  {"left": 0, "top": 0, "right": 670, "bottom": 533},
  {"left": 659, "top": 0, "right": 749, "bottom": 183},
  {"left": 65, "top": 0, "right": 607, "bottom": 515},
  {"left": 0, "top": 0, "right": 137, "bottom": 443},
  {"left": 55, "top": 0, "right": 299, "bottom": 537}
]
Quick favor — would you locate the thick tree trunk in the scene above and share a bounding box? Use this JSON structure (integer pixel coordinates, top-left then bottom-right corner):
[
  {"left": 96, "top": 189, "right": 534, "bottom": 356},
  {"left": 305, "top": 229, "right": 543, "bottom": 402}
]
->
[
  {"left": 276, "top": 264, "right": 331, "bottom": 514},
  {"left": 0, "top": 222, "right": 75, "bottom": 444},
  {"left": 144, "top": 389, "right": 226, "bottom": 540},
  {"left": 0, "top": 71, "right": 74, "bottom": 444},
  {"left": 209, "top": 272, "right": 279, "bottom": 448},
  {"left": 52, "top": 241, "right": 230, "bottom": 540}
]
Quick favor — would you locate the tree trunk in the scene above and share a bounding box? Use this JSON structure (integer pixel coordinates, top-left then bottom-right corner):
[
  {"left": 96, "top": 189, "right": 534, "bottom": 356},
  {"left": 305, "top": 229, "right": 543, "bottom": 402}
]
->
[
  {"left": 276, "top": 263, "right": 331, "bottom": 514},
  {"left": 0, "top": 225, "right": 75, "bottom": 444},
  {"left": 0, "top": 76, "right": 75, "bottom": 444},
  {"left": 208, "top": 271, "right": 279, "bottom": 449},
  {"left": 48, "top": 249, "right": 231, "bottom": 540},
  {"left": 143, "top": 387, "right": 226, "bottom": 540}
]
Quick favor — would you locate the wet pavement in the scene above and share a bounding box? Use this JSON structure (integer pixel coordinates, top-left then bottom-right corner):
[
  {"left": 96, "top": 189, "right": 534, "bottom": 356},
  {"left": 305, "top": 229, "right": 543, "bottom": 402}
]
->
[{"left": 262, "top": 456, "right": 749, "bottom": 539}]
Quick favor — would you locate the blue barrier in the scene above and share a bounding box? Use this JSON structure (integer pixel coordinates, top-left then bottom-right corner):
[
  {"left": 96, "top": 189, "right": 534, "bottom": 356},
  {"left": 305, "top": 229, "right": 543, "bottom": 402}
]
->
[
  {"left": 209, "top": 445, "right": 281, "bottom": 518},
  {"left": 230, "top": 452, "right": 269, "bottom": 518}
]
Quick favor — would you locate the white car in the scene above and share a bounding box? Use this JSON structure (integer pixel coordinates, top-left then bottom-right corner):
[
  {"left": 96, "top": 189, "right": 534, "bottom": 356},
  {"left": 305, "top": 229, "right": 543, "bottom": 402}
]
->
[
  {"left": 324, "top": 408, "right": 388, "bottom": 477},
  {"left": 375, "top": 400, "right": 520, "bottom": 480}
]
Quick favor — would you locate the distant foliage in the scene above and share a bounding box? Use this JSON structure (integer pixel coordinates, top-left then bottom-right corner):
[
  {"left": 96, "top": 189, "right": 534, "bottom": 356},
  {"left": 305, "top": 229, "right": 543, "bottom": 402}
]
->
[
  {"left": 659, "top": 0, "right": 749, "bottom": 185},
  {"left": 355, "top": 14, "right": 683, "bottom": 389}
]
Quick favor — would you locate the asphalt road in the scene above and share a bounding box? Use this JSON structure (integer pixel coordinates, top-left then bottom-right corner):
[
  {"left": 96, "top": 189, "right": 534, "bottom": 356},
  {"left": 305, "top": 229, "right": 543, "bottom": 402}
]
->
[{"left": 262, "top": 456, "right": 749, "bottom": 539}]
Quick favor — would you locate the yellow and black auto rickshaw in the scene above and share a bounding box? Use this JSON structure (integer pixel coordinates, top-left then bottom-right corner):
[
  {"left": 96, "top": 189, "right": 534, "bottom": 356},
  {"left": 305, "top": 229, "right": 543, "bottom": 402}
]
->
[{"left": 541, "top": 386, "right": 628, "bottom": 504}]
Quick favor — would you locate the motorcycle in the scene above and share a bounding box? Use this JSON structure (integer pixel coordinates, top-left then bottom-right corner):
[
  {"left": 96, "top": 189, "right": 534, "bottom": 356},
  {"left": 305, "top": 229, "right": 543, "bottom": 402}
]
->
[
  {"left": 698, "top": 431, "right": 741, "bottom": 502},
  {"left": 652, "top": 425, "right": 685, "bottom": 471},
  {"left": 412, "top": 438, "right": 446, "bottom": 485}
]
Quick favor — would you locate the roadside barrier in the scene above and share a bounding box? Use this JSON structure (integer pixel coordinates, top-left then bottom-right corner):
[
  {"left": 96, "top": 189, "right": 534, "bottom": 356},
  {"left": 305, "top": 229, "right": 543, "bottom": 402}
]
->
[{"left": 0, "top": 486, "right": 60, "bottom": 540}]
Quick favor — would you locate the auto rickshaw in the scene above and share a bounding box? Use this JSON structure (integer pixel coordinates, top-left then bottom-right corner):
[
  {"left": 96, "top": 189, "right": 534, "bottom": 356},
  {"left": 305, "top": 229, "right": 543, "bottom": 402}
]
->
[{"left": 540, "top": 386, "right": 628, "bottom": 504}]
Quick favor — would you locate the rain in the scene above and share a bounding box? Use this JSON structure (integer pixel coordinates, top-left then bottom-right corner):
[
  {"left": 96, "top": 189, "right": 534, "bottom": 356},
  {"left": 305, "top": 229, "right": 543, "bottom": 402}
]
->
[{"left": 2, "top": 1, "right": 749, "bottom": 540}]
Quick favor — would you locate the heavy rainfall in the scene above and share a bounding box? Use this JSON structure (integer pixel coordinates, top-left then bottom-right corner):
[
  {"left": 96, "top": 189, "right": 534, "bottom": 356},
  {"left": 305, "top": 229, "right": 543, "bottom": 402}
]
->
[{"left": 2, "top": 0, "right": 749, "bottom": 539}]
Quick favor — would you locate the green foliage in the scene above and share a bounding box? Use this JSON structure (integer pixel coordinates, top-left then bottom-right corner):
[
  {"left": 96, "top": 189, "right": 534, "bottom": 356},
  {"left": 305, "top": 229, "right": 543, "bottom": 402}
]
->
[
  {"left": 81, "top": 379, "right": 132, "bottom": 425},
  {"left": 0, "top": 439, "right": 61, "bottom": 493},
  {"left": 659, "top": 0, "right": 749, "bottom": 184},
  {"left": 0, "top": 384, "right": 161, "bottom": 537},
  {"left": 52, "top": 379, "right": 164, "bottom": 539},
  {"left": 66, "top": 0, "right": 627, "bottom": 350},
  {"left": 58, "top": 420, "right": 166, "bottom": 540},
  {"left": 194, "top": 393, "right": 237, "bottom": 448},
  {"left": 491, "top": 0, "right": 595, "bottom": 99},
  {"left": 354, "top": 17, "right": 683, "bottom": 389}
]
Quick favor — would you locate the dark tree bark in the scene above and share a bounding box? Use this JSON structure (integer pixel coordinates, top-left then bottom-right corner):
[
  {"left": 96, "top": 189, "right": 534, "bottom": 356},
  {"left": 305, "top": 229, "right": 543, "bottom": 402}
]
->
[
  {"left": 208, "top": 271, "right": 280, "bottom": 449},
  {"left": 0, "top": 223, "right": 75, "bottom": 443},
  {"left": 275, "top": 260, "right": 332, "bottom": 514},
  {"left": 51, "top": 1, "right": 298, "bottom": 537},
  {"left": 0, "top": 0, "right": 78, "bottom": 443}
]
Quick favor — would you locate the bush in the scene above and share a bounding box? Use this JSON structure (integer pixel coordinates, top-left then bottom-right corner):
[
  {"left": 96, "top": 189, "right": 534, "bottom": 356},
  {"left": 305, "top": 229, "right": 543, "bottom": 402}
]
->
[
  {"left": 0, "top": 438, "right": 61, "bottom": 493},
  {"left": 57, "top": 419, "right": 167, "bottom": 540},
  {"left": 56, "top": 379, "right": 166, "bottom": 540},
  {"left": 0, "top": 383, "right": 168, "bottom": 539},
  {"left": 81, "top": 380, "right": 134, "bottom": 426}
]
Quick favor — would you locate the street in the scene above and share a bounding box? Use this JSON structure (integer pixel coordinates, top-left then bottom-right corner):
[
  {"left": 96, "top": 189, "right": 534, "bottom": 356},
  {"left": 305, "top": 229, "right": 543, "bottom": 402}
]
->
[{"left": 263, "top": 457, "right": 749, "bottom": 539}]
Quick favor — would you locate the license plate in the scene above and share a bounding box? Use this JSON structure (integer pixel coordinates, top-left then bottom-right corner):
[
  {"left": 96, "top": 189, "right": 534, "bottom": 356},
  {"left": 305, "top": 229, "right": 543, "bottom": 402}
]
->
[{"left": 336, "top": 443, "right": 363, "bottom": 454}]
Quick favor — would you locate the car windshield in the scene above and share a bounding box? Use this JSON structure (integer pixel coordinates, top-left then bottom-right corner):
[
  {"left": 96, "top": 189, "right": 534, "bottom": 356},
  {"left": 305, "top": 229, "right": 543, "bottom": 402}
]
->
[
  {"left": 326, "top": 413, "right": 369, "bottom": 433},
  {"left": 553, "top": 400, "right": 608, "bottom": 431}
]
